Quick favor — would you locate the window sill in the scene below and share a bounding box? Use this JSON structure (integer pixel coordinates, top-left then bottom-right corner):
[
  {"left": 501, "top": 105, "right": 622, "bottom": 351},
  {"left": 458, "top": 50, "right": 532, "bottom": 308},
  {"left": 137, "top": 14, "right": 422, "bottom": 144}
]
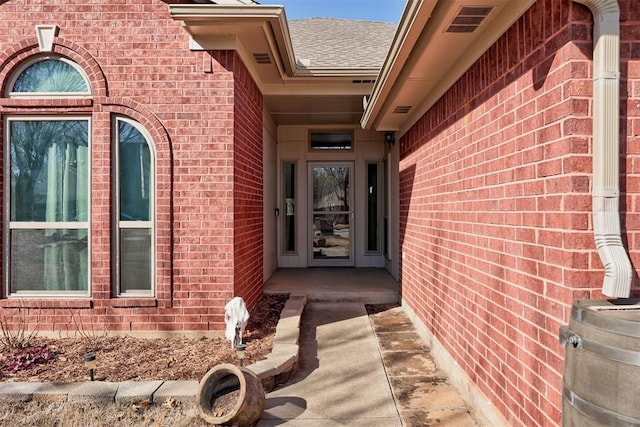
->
[
  {"left": 0, "top": 299, "right": 92, "bottom": 309},
  {"left": 110, "top": 298, "right": 157, "bottom": 308}
]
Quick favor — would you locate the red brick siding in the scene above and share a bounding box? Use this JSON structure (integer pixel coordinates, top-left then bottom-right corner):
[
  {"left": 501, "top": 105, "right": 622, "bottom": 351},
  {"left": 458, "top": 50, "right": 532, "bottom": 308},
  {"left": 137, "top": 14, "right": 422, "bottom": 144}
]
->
[
  {"left": 399, "top": 1, "right": 639, "bottom": 425},
  {"left": 0, "top": 0, "right": 263, "bottom": 333},
  {"left": 221, "top": 51, "right": 264, "bottom": 309}
]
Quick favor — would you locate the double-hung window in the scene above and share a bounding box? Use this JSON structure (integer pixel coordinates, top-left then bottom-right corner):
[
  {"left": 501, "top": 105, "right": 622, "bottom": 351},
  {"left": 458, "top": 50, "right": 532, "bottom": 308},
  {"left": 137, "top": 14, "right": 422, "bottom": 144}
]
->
[{"left": 114, "top": 117, "right": 155, "bottom": 296}]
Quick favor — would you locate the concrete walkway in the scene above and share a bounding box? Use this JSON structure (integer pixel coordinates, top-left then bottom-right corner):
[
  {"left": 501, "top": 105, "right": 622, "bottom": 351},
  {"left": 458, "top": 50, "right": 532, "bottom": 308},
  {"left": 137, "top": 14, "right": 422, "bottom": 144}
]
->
[
  {"left": 257, "top": 302, "right": 401, "bottom": 426},
  {"left": 0, "top": 287, "right": 487, "bottom": 426}
]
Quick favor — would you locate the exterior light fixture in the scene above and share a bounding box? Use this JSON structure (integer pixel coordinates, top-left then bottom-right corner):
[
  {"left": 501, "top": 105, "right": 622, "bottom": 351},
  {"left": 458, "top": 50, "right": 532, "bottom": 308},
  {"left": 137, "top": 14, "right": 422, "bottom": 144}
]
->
[
  {"left": 235, "top": 343, "right": 247, "bottom": 367},
  {"left": 384, "top": 131, "right": 395, "bottom": 149},
  {"left": 84, "top": 351, "right": 96, "bottom": 381}
]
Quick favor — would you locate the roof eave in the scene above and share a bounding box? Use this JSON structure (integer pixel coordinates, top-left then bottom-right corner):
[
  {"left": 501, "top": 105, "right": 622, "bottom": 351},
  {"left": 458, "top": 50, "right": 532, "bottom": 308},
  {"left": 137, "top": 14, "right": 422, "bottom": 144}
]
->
[
  {"left": 361, "top": 0, "right": 437, "bottom": 131},
  {"left": 361, "top": 0, "right": 536, "bottom": 134},
  {"left": 169, "top": 4, "right": 298, "bottom": 77}
]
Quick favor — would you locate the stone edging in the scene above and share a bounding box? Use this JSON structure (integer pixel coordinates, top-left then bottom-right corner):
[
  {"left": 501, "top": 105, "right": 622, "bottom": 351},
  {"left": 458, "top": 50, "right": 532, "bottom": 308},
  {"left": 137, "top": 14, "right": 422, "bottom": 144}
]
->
[{"left": 0, "top": 292, "right": 307, "bottom": 405}]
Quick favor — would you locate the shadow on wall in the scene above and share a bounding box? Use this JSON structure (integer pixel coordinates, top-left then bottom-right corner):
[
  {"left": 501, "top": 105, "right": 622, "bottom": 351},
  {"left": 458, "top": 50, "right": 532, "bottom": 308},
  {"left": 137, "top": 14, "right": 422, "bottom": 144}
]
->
[
  {"left": 397, "top": 2, "right": 640, "bottom": 288},
  {"left": 398, "top": 163, "right": 416, "bottom": 300}
]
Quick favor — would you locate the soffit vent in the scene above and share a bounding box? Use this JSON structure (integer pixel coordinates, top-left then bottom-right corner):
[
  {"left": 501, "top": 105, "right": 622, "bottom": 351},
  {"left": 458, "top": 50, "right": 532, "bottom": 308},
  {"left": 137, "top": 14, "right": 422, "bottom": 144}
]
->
[
  {"left": 253, "top": 53, "right": 271, "bottom": 64},
  {"left": 352, "top": 79, "right": 376, "bottom": 84},
  {"left": 393, "top": 105, "right": 412, "bottom": 114},
  {"left": 446, "top": 6, "right": 494, "bottom": 33}
]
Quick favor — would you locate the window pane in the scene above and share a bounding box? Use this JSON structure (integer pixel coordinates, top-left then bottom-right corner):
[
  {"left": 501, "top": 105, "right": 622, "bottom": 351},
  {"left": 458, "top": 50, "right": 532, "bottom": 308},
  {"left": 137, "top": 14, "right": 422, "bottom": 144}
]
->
[
  {"left": 367, "top": 163, "right": 378, "bottom": 252},
  {"left": 10, "top": 229, "right": 88, "bottom": 292},
  {"left": 310, "top": 132, "right": 352, "bottom": 150},
  {"left": 313, "top": 166, "right": 349, "bottom": 212},
  {"left": 312, "top": 214, "right": 350, "bottom": 260},
  {"left": 119, "top": 121, "right": 151, "bottom": 221},
  {"left": 116, "top": 118, "right": 154, "bottom": 296},
  {"left": 10, "top": 120, "right": 89, "bottom": 222},
  {"left": 13, "top": 59, "right": 89, "bottom": 93},
  {"left": 284, "top": 162, "right": 295, "bottom": 252},
  {"left": 120, "top": 228, "right": 152, "bottom": 293}
]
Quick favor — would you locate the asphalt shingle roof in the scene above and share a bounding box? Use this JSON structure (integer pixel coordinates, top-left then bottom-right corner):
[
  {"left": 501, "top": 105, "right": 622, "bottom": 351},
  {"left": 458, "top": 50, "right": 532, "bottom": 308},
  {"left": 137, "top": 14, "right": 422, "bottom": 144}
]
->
[{"left": 288, "top": 18, "right": 397, "bottom": 69}]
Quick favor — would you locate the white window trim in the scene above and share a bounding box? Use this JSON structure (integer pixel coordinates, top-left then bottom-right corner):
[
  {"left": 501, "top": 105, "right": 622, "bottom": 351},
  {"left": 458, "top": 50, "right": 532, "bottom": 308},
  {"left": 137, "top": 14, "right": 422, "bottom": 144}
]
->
[
  {"left": 5, "top": 54, "right": 92, "bottom": 98},
  {"left": 113, "top": 116, "right": 156, "bottom": 298},
  {"left": 4, "top": 115, "right": 92, "bottom": 298}
]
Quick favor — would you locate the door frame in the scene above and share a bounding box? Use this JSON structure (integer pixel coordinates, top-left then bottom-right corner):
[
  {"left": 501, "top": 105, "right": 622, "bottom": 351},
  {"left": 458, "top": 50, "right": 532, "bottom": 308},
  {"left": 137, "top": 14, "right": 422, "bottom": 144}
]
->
[{"left": 307, "top": 161, "right": 355, "bottom": 267}]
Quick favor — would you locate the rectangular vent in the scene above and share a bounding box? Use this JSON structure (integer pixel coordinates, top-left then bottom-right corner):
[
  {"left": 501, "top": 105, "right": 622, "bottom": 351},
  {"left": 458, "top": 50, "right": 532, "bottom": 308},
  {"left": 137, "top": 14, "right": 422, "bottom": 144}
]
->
[
  {"left": 352, "top": 79, "right": 375, "bottom": 84},
  {"left": 446, "top": 6, "right": 493, "bottom": 33},
  {"left": 253, "top": 53, "right": 271, "bottom": 64},
  {"left": 393, "top": 105, "right": 412, "bottom": 114},
  {"left": 459, "top": 6, "right": 493, "bottom": 16}
]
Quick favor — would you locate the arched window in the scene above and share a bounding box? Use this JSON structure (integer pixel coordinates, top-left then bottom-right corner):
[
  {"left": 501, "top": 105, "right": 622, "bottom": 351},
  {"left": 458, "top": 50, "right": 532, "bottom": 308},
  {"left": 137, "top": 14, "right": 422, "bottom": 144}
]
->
[
  {"left": 7, "top": 56, "right": 90, "bottom": 96},
  {"left": 4, "top": 56, "right": 91, "bottom": 296},
  {"left": 114, "top": 116, "right": 155, "bottom": 296}
]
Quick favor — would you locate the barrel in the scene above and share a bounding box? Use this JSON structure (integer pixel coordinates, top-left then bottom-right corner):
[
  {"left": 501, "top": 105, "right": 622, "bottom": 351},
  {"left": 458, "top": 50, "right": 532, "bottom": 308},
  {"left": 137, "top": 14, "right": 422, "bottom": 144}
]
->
[
  {"left": 560, "top": 299, "right": 640, "bottom": 426},
  {"left": 197, "top": 363, "right": 265, "bottom": 426}
]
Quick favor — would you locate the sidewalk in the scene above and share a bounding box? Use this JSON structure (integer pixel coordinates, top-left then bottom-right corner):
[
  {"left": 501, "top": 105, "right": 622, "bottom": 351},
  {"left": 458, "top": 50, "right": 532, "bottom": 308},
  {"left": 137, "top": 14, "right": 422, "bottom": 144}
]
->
[
  {"left": 258, "top": 301, "right": 485, "bottom": 427},
  {"left": 257, "top": 302, "right": 401, "bottom": 426}
]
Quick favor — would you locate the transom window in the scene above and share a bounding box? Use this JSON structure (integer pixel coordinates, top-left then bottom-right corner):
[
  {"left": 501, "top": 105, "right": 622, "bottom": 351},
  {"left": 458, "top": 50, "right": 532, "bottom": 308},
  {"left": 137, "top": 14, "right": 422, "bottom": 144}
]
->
[
  {"left": 7, "top": 56, "right": 90, "bottom": 97},
  {"left": 309, "top": 131, "right": 353, "bottom": 151}
]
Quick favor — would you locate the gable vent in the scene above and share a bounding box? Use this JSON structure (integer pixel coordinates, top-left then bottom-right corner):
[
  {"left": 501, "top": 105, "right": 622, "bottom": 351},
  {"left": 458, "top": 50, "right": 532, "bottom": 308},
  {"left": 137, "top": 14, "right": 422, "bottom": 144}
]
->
[
  {"left": 446, "top": 6, "right": 493, "bottom": 33},
  {"left": 253, "top": 53, "right": 271, "bottom": 64},
  {"left": 393, "top": 105, "right": 412, "bottom": 114}
]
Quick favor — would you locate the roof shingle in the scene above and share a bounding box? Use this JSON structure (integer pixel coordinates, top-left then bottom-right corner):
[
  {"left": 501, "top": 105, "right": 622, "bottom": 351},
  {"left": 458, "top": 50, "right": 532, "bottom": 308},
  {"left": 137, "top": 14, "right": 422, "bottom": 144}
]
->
[{"left": 288, "top": 18, "right": 396, "bottom": 69}]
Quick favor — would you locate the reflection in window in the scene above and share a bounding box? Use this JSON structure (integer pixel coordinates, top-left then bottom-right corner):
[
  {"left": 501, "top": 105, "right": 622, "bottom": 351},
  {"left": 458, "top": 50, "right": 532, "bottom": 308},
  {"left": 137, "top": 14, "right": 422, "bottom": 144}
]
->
[
  {"left": 8, "top": 119, "right": 90, "bottom": 293},
  {"left": 284, "top": 162, "right": 296, "bottom": 253},
  {"left": 309, "top": 131, "right": 352, "bottom": 150},
  {"left": 115, "top": 118, "right": 154, "bottom": 295},
  {"left": 12, "top": 58, "right": 89, "bottom": 94},
  {"left": 367, "top": 163, "right": 379, "bottom": 253}
]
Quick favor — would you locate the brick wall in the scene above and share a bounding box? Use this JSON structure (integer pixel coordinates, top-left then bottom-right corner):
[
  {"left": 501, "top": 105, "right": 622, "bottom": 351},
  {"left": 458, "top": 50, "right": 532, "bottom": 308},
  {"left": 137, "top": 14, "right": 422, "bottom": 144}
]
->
[
  {"left": 399, "top": 1, "right": 640, "bottom": 425},
  {"left": 226, "top": 50, "right": 264, "bottom": 308},
  {"left": 0, "top": 0, "right": 264, "bottom": 333}
]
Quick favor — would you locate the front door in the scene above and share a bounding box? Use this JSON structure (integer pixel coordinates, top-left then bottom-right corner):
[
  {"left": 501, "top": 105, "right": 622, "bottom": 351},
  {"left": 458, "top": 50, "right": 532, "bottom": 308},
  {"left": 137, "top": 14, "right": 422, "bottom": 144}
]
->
[{"left": 308, "top": 162, "right": 354, "bottom": 266}]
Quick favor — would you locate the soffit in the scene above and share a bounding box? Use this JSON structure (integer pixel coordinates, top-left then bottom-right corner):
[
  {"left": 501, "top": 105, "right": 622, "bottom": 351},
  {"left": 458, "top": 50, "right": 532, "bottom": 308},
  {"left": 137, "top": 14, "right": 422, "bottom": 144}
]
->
[{"left": 361, "top": 0, "right": 536, "bottom": 135}]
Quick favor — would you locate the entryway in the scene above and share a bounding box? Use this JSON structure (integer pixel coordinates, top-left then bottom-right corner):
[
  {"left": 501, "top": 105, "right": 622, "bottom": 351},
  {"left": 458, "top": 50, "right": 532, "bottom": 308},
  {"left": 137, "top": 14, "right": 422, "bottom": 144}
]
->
[{"left": 272, "top": 126, "right": 393, "bottom": 272}]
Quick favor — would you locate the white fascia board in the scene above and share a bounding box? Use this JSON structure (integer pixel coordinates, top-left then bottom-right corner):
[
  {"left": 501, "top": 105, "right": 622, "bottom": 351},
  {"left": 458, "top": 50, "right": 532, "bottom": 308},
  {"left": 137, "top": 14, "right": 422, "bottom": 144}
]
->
[
  {"left": 395, "top": 0, "right": 537, "bottom": 137},
  {"left": 169, "top": 4, "right": 297, "bottom": 76},
  {"left": 360, "top": 0, "right": 437, "bottom": 130},
  {"left": 293, "top": 68, "right": 381, "bottom": 78},
  {"left": 169, "top": 4, "right": 285, "bottom": 20},
  {"left": 362, "top": 0, "right": 536, "bottom": 133}
]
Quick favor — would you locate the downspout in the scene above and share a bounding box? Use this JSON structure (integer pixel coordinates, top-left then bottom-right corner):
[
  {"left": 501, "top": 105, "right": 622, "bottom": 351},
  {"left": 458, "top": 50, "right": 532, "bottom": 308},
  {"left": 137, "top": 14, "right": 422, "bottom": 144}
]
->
[{"left": 572, "top": 0, "right": 632, "bottom": 297}]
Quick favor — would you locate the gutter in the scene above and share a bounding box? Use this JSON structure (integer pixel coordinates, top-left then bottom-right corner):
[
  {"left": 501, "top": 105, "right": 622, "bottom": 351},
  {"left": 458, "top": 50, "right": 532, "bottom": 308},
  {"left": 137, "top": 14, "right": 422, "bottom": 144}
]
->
[{"left": 573, "top": 0, "right": 633, "bottom": 297}]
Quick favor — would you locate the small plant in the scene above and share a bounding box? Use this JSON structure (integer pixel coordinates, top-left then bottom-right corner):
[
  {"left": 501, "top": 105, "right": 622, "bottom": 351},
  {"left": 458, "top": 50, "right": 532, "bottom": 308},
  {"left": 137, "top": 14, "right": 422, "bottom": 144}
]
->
[
  {"left": 2, "top": 344, "right": 55, "bottom": 373},
  {"left": 0, "top": 304, "right": 41, "bottom": 350},
  {"left": 69, "top": 310, "right": 107, "bottom": 351}
]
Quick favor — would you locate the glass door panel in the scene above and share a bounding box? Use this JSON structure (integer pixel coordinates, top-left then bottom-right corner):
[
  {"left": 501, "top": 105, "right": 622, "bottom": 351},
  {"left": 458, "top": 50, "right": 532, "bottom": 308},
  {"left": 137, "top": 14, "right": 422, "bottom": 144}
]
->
[{"left": 309, "top": 163, "right": 353, "bottom": 265}]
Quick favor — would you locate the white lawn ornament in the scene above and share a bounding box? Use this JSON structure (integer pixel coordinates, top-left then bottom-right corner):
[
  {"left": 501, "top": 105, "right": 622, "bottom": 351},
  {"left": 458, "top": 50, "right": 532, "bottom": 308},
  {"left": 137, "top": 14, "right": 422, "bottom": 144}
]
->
[{"left": 224, "top": 297, "right": 250, "bottom": 349}]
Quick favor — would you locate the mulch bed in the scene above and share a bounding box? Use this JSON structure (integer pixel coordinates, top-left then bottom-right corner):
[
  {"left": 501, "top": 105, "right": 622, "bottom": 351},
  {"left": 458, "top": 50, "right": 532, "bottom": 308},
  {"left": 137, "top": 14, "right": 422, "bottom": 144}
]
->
[{"left": 0, "top": 294, "right": 288, "bottom": 383}]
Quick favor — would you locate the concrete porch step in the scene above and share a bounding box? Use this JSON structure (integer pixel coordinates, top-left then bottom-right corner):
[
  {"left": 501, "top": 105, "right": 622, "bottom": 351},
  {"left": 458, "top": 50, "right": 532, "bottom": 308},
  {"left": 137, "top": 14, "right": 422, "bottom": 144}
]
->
[{"left": 264, "top": 268, "right": 399, "bottom": 304}]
